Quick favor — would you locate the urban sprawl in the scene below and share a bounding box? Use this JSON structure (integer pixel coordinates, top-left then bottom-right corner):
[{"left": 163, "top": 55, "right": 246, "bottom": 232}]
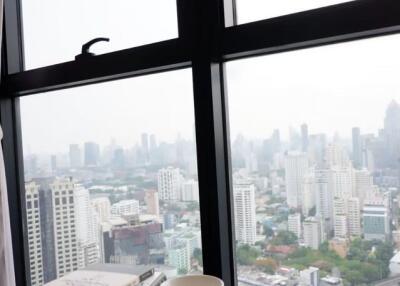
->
[{"left": 24, "top": 100, "right": 400, "bottom": 286}]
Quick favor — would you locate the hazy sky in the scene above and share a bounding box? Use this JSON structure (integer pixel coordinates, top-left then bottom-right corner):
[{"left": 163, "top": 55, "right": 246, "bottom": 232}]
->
[{"left": 20, "top": 1, "right": 400, "bottom": 154}]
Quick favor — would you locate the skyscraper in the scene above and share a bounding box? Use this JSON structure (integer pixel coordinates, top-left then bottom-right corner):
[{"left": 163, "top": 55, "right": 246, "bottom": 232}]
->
[
  {"left": 347, "top": 197, "right": 361, "bottom": 237},
  {"left": 233, "top": 180, "right": 257, "bottom": 245},
  {"left": 384, "top": 100, "right": 400, "bottom": 168},
  {"left": 150, "top": 134, "right": 157, "bottom": 151},
  {"left": 315, "top": 168, "right": 333, "bottom": 235},
  {"left": 49, "top": 178, "right": 79, "bottom": 278},
  {"left": 325, "top": 143, "right": 350, "bottom": 168},
  {"left": 333, "top": 198, "right": 348, "bottom": 238},
  {"left": 285, "top": 152, "right": 308, "bottom": 209},
  {"left": 141, "top": 133, "right": 150, "bottom": 164},
  {"left": 25, "top": 181, "right": 44, "bottom": 286},
  {"left": 84, "top": 142, "right": 100, "bottom": 166},
  {"left": 327, "top": 167, "right": 354, "bottom": 199},
  {"left": 158, "top": 167, "right": 182, "bottom": 201},
  {"left": 35, "top": 177, "right": 79, "bottom": 282},
  {"left": 354, "top": 169, "right": 374, "bottom": 205},
  {"left": 352, "top": 127, "right": 363, "bottom": 169},
  {"left": 74, "top": 186, "right": 100, "bottom": 268},
  {"left": 69, "top": 144, "right": 82, "bottom": 168},
  {"left": 288, "top": 213, "right": 302, "bottom": 239},
  {"left": 302, "top": 173, "right": 316, "bottom": 216},
  {"left": 301, "top": 123, "right": 309, "bottom": 152}
]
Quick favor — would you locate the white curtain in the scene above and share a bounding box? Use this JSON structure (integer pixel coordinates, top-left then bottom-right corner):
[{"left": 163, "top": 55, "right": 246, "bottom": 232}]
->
[
  {"left": 0, "top": 127, "right": 16, "bottom": 286},
  {"left": 0, "top": 0, "right": 17, "bottom": 283}
]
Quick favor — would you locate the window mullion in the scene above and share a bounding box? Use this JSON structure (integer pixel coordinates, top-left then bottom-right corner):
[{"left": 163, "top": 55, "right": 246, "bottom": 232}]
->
[
  {"left": 189, "top": 0, "right": 236, "bottom": 285},
  {"left": 2, "top": 1, "right": 29, "bottom": 285}
]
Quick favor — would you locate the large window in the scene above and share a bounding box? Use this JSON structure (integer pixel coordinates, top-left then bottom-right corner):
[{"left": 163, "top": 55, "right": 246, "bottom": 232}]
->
[
  {"left": 235, "top": 0, "right": 353, "bottom": 24},
  {"left": 2, "top": 1, "right": 399, "bottom": 286},
  {"left": 227, "top": 34, "right": 400, "bottom": 285},
  {"left": 20, "top": 70, "right": 202, "bottom": 285},
  {"left": 21, "top": 0, "right": 178, "bottom": 69}
]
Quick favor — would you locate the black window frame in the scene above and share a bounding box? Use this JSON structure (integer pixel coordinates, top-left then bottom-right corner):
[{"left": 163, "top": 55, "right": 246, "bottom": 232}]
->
[{"left": 1, "top": 0, "right": 400, "bottom": 286}]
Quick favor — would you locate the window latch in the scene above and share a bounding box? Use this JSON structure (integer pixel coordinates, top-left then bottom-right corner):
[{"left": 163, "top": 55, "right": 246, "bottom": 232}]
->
[{"left": 75, "top": 37, "right": 110, "bottom": 60}]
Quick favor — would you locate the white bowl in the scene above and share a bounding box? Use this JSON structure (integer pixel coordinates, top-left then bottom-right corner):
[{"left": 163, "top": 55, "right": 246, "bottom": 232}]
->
[{"left": 161, "top": 275, "right": 224, "bottom": 286}]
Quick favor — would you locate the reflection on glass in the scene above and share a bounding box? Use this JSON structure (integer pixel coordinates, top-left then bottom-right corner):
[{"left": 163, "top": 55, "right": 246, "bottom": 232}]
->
[
  {"left": 21, "top": 70, "right": 202, "bottom": 286},
  {"left": 22, "top": 0, "right": 178, "bottom": 70},
  {"left": 236, "top": 0, "right": 353, "bottom": 24},
  {"left": 227, "top": 35, "right": 400, "bottom": 285}
]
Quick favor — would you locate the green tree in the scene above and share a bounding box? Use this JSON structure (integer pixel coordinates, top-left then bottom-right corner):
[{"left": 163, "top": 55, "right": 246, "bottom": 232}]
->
[
  {"left": 263, "top": 225, "right": 274, "bottom": 238},
  {"left": 262, "top": 265, "right": 275, "bottom": 274},
  {"left": 187, "top": 202, "right": 200, "bottom": 211},
  {"left": 271, "top": 230, "right": 297, "bottom": 245},
  {"left": 193, "top": 248, "right": 203, "bottom": 266},
  {"left": 308, "top": 206, "right": 316, "bottom": 216},
  {"left": 345, "top": 270, "right": 364, "bottom": 286},
  {"left": 237, "top": 244, "right": 261, "bottom": 265}
]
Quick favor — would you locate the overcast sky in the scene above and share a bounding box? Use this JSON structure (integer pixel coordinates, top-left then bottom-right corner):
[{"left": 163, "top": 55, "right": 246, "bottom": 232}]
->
[{"left": 20, "top": 0, "right": 400, "bottom": 154}]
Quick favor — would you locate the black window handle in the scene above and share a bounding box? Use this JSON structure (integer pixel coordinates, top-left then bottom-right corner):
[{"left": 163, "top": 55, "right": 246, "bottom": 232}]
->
[{"left": 75, "top": 37, "right": 110, "bottom": 60}]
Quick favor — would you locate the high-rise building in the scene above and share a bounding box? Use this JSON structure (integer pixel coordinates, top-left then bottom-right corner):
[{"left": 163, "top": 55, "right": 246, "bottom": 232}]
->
[
  {"left": 91, "top": 197, "right": 111, "bottom": 223},
  {"left": 333, "top": 198, "right": 348, "bottom": 239},
  {"left": 302, "top": 174, "right": 316, "bottom": 216},
  {"left": 347, "top": 197, "right": 361, "bottom": 237},
  {"left": 34, "top": 177, "right": 79, "bottom": 282},
  {"left": 303, "top": 217, "right": 324, "bottom": 250},
  {"left": 308, "top": 133, "right": 327, "bottom": 165},
  {"left": 325, "top": 144, "right": 350, "bottom": 168},
  {"left": 158, "top": 167, "right": 182, "bottom": 201},
  {"left": 84, "top": 142, "right": 100, "bottom": 166},
  {"left": 181, "top": 180, "right": 199, "bottom": 202},
  {"left": 141, "top": 133, "right": 150, "bottom": 164},
  {"left": 285, "top": 152, "right": 308, "bottom": 209},
  {"left": 287, "top": 213, "right": 302, "bottom": 239},
  {"left": 354, "top": 169, "right": 374, "bottom": 205},
  {"left": 301, "top": 123, "right": 309, "bottom": 152},
  {"left": 352, "top": 127, "right": 363, "bottom": 169},
  {"left": 315, "top": 168, "right": 333, "bottom": 235},
  {"left": 111, "top": 200, "right": 140, "bottom": 217},
  {"left": 384, "top": 100, "right": 400, "bottom": 168},
  {"left": 145, "top": 190, "right": 160, "bottom": 217},
  {"left": 69, "top": 144, "right": 82, "bottom": 168},
  {"left": 363, "top": 203, "right": 390, "bottom": 241},
  {"left": 25, "top": 181, "right": 44, "bottom": 286},
  {"left": 74, "top": 186, "right": 100, "bottom": 268},
  {"left": 333, "top": 196, "right": 361, "bottom": 239},
  {"left": 150, "top": 134, "right": 157, "bottom": 151},
  {"left": 271, "top": 129, "right": 281, "bottom": 153},
  {"left": 328, "top": 167, "right": 354, "bottom": 199},
  {"left": 49, "top": 178, "right": 79, "bottom": 278},
  {"left": 112, "top": 148, "right": 125, "bottom": 168},
  {"left": 233, "top": 180, "right": 257, "bottom": 245}
]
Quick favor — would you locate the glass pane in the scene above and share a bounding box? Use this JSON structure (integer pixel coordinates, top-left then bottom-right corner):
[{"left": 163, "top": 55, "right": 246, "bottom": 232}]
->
[
  {"left": 21, "top": 70, "right": 202, "bottom": 285},
  {"left": 236, "top": 0, "right": 354, "bottom": 24},
  {"left": 227, "top": 35, "right": 400, "bottom": 285},
  {"left": 22, "top": 0, "right": 178, "bottom": 70}
]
